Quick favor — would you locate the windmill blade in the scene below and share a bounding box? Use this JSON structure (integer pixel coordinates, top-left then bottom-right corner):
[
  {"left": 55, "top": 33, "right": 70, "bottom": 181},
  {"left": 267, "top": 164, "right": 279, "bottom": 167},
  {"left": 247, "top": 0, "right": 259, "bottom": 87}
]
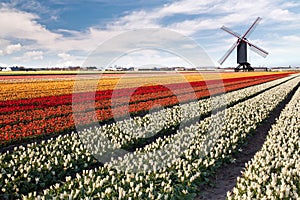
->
[
  {"left": 218, "top": 40, "right": 240, "bottom": 65},
  {"left": 249, "top": 44, "right": 269, "bottom": 57},
  {"left": 242, "top": 17, "right": 262, "bottom": 39},
  {"left": 221, "top": 26, "right": 241, "bottom": 38},
  {"left": 245, "top": 40, "right": 269, "bottom": 57}
]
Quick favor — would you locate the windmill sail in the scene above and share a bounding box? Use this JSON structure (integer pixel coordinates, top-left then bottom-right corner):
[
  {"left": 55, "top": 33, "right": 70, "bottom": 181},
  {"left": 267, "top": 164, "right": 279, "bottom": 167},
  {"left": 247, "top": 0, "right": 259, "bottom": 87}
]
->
[
  {"left": 220, "top": 26, "right": 241, "bottom": 38},
  {"left": 218, "top": 40, "right": 240, "bottom": 65},
  {"left": 249, "top": 44, "right": 268, "bottom": 58},
  {"left": 242, "top": 17, "right": 262, "bottom": 38}
]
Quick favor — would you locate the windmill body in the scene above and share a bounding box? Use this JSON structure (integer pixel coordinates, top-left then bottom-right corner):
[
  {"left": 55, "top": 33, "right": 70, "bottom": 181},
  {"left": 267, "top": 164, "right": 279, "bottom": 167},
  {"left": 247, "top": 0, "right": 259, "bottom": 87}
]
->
[
  {"left": 237, "top": 40, "right": 252, "bottom": 71},
  {"left": 218, "top": 17, "right": 269, "bottom": 72},
  {"left": 237, "top": 40, "right": 247, "bottom": 64}
]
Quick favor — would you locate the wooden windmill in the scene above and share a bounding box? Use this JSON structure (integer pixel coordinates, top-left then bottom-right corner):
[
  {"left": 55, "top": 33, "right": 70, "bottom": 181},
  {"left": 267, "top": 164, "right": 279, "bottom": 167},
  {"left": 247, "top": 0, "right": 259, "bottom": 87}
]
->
[{"left": 218, "top": 17, "right": 269, "bottom": 71}]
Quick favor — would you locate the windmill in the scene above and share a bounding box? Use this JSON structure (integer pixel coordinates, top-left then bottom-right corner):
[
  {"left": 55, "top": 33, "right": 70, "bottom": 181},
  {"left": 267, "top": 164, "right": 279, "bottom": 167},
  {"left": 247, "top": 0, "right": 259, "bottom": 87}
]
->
[{"left": 218, "top": 17, "right": 269, "bottom": 72}]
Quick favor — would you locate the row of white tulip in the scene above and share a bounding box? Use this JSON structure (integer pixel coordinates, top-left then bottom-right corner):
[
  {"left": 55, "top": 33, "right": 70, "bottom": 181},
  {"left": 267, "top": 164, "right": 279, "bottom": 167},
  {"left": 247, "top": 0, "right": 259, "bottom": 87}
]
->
[
  {"left": 0, "top": 134, "right": 96, "bottom": 198},
  {"left": 227, "top": 83, "right": 300, "bottom": 199},
  {"left": 28, "top": 75, "right": 300, "bottom": 199}
]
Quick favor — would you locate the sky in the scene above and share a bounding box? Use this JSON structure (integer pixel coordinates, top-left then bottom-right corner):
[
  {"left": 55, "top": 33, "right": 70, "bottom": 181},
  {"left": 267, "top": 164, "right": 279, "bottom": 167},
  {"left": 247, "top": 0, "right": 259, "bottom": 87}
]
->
[{"left": 0, "top": 0, "right": 299, "bottom": 68}]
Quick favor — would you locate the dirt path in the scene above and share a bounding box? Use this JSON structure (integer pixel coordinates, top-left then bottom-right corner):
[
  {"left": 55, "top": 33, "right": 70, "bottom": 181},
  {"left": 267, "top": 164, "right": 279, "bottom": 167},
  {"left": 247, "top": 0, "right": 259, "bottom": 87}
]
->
[{"left": 195, "top": 83, "right": 300, "bottom": 200}]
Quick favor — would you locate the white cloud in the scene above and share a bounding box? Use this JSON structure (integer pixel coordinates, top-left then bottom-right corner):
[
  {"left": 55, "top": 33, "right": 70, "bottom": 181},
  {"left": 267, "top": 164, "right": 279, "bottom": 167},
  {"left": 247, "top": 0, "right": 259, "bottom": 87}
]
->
[
  {"left": 113, "top": 49, "right": 194, "bottom": 68},
  {"left": 0, "top": 40, "right": 22, "bottom": 55},
  {"left": 282, "top": 35, "right": 300, "bottom": 42},
  {"left": 15, "top": 50, "right": 43, "bottom": 62},
  {"left": 107, "top": 10, "right": 160, "bottom": 31},
  {"left": 158, "top": 0, "right": 213, "bottom": 15},
  {"left": 0, "top": 8, "right": 60, "bottom": 46},
  {"left": 58, "top": 52, "right": 72, "bottom": 60},
  {"left": 0, "top": 62, "right": 9, "bottom": 67},
  {"left": 25, "top": 51, "right": 43, "bottom": 60},
  {"left": 1, "top": 0, "right": 60, "bottom": 20},
  {"left": 54, "top": 52, "right": 85, "bottom": 68},
  {"left": 5, "top": 43, "right": 22, "bottom": 54}
]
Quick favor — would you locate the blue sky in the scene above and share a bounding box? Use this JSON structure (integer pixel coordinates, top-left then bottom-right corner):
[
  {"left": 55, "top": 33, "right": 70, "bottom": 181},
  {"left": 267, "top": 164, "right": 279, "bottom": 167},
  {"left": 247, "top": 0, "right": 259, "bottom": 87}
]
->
[{"left": 0, "top": 0, "right": 299, "bottom": 68}]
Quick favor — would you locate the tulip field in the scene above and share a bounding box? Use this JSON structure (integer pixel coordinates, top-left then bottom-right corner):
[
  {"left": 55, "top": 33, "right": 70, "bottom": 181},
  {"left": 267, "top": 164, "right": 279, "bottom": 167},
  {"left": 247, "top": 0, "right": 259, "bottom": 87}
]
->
[
  {"left": 0, "top": 71, "right": 299, "bottom": 199},
  {"left": 228, "top": 78, "right": 300, "bottom": 199}
]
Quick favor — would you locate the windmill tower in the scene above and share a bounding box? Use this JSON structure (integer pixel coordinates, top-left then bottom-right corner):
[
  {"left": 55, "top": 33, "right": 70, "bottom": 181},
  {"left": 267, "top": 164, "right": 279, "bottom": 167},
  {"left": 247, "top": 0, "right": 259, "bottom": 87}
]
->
[{"left": 218, "top": 17, "right": 269, "bottom": 71}]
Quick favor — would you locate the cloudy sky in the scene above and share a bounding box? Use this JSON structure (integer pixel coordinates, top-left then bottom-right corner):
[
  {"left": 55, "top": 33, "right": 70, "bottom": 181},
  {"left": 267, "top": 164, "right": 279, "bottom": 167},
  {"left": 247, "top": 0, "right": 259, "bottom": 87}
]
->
[{"left": 0, "top": 0, "right": 299, "bottom": 68}]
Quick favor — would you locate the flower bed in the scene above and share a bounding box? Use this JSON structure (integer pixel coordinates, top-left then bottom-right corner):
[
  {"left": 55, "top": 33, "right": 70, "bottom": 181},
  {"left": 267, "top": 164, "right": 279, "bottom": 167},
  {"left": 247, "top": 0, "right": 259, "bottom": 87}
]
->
[
  {"left": 227, "top": 83, "right": 300, "bottom": 199},
  {"left": 0, "top": 72, "right": 292, "bottom": 101},
  {"left": 0, "top": 74, "right": 290, "bottom": 144},
  {"left": 0, "top": 74, "right": 298, "bottom": 199},
  {"left": 31, "top": 74, "right": 299, "bottom": 199}
]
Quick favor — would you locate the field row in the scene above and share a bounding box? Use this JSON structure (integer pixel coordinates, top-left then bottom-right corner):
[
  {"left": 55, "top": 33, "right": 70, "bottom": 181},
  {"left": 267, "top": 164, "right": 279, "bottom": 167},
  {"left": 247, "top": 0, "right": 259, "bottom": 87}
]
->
[
  {"left": 2, "top": 72, "right": 270, "bottom": 100},
  {"left": 0, "top": 75, "right": 277, "bottom": 111},
  {"left": 0, "top": 74, "right": 298, "bottom": 199},
  {"left": 0, "top": 74, "right": 289, "bottom": 145},
  {"left": 228, "top": 83, "right": 300, "bottom": 199}
]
